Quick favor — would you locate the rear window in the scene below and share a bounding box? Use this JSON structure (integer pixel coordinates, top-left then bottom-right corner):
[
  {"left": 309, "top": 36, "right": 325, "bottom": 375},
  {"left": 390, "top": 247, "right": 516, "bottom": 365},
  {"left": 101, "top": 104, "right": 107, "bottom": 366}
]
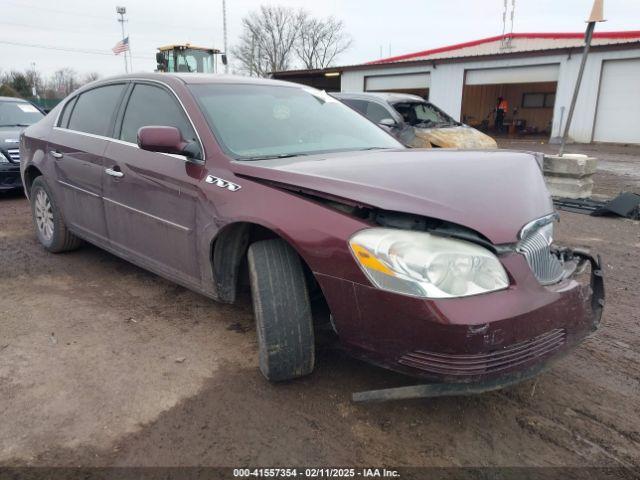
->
[{"left": 67, "top": 84, "right": 126, "bottom": 136}]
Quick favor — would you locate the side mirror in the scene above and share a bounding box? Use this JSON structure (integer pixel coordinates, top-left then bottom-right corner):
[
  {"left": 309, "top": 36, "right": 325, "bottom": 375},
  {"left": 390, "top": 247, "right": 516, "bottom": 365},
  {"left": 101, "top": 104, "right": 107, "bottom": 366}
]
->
[
  {"left": 378, "top": 118, "right": 397, "bottom": 128},
  {"left": 221, "top": 54, "right": 228, "bottom": 66},
  {"left": 137, "top": 126, "right": 198, "bottom": 159},
  {"left": 155, "top": 52, "right": 167, "bottom": 72}
]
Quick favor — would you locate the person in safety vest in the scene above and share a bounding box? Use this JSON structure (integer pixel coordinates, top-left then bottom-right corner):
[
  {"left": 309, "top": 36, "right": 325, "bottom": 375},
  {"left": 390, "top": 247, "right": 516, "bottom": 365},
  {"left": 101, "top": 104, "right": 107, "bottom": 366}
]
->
[{"left": 495, "top": 97, "right": 509, "bottom": 133}]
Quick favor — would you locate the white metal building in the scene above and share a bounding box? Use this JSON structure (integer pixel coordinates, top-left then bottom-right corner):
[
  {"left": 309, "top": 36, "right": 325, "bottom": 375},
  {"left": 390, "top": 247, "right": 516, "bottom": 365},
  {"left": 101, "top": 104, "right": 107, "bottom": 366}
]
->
[{"left": 273, "top": 32, "right": 640, "bottom": 144}]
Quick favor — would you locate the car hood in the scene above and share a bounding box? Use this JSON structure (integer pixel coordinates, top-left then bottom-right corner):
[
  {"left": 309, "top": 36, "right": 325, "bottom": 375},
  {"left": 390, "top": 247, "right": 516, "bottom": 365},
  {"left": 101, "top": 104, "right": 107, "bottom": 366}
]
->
[
  {"left": 412, "top": 125, "right": 497, "bottom": 149},
  {"left": 231, "top": 149, "right": 552, "bottom": 245},
  {"left": 0, "top": 127, "right": 23, "bottom": 147}
]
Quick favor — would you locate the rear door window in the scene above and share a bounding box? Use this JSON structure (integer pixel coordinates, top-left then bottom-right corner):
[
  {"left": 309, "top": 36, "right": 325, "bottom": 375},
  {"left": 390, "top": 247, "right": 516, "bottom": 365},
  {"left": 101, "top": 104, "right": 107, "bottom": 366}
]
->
[
  {"left": 340, "top": 99, "right": 368, "bottom": 115},
  {"left": 58, "top": 97, "right": 77, "bottom": 128},
  {"left": 364, "top": 101, "right": 393, "bottom": 124},
  {"left": 119, "top": 83, "right": 198, "bottom": 149},
  {"left": 67, "top": 84, "right": 126, "bottom": 136}
]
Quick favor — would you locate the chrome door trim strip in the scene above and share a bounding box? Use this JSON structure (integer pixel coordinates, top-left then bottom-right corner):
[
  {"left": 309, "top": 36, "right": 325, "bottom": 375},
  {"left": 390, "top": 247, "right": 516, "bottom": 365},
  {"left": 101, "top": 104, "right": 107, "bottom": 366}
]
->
[
  {"left": 57, "top": 179, "right": 101, "bottom": 198},
  {"left": 52, "top": 128, "right": 191, "bottom": 163},
  {"left": 103, "top": 197, "right": 190, "bottom": 232}
]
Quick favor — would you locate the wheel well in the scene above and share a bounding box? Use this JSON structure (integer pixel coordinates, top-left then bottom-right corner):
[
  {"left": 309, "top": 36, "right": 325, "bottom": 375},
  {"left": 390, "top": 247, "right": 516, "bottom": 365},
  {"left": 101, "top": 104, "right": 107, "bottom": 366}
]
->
[
  {"left": 211, "top": 222, "right": 326, "bottom": 312},
  {"left": 23, "top": 165, "right": 43, "bottom": 195}
]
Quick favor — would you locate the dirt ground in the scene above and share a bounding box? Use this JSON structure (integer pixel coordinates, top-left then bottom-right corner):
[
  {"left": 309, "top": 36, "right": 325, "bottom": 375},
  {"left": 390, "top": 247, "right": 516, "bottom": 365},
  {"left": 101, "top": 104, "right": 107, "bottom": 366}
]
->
[
  {"left": 498, "top": 138, "right": 640, "bottom": 198},
  {"left": 1, "top": 144, "right": 639, "bottom": 470}
]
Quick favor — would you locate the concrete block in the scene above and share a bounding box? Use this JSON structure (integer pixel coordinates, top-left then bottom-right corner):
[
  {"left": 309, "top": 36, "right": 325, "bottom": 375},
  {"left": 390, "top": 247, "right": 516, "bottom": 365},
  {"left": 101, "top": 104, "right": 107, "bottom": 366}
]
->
[
  {"left": 544, "top": 175, "right": 594, "bottom": 199},
  {"left": 543, "top": 154, "right": 598, "bottom": 178},
  {"left": 542, "top": 153, "right": 598, "bottom": 199}
]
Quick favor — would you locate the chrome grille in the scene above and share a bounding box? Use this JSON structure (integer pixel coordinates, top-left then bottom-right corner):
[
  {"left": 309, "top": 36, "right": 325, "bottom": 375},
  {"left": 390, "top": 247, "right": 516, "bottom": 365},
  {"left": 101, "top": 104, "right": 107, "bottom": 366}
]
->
[
  {"left": 6, "top": 148, "right": 20, "bottom": 163},
  {"left": 399, "top": 329, "right": 566, "bottom": 376},
  {"left": 517, "top": 231, "right": 564, "bottom": 285}
]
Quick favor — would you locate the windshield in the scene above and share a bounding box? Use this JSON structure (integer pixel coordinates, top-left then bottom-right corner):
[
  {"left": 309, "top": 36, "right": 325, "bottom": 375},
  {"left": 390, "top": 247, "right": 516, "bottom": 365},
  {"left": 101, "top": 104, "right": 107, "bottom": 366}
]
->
[
  {"left": 189, "top": 84, "right": 402, "bottom": 159},
  {"left": 0, "top": 101, "right": 44, "bottom": 127},
  {"left": 176, "top": 49, "right": 215, "bottom": 73},
  {"left": 393, "top": 102, "right": 458, "bottom": 128}
]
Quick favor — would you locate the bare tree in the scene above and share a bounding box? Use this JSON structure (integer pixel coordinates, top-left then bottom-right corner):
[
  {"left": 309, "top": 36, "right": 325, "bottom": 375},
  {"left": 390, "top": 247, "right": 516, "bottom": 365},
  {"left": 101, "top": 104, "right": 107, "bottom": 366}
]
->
[
  {"left": 1, "top": 67, "right": 100, "bottom": 99},
  {"left": 296, "top": 16, "right": 352, "bottom": 70},
  {"left": 82, "top": 72, "right": 101, "bottom": 85},
  {"left": 232, "top": 6, "right": 306, "bottom": 77},
  {"left": 24, "top": 69, "right": 44, "bottom": 96},
  {"left": 49, "top": 68, "right": 79, "bottom": 97}
]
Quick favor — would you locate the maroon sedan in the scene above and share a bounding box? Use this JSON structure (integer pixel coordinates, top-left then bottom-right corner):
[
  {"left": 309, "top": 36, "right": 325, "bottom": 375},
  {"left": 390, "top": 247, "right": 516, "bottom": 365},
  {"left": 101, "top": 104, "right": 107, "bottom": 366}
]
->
[{"left": 20, "top": 74, "right": 603, "bottom": 398}]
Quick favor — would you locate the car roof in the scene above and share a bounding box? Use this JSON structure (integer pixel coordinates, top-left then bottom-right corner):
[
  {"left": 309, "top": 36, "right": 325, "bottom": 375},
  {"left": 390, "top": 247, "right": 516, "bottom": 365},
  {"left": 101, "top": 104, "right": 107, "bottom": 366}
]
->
[
  {"left": 332, "top": 92, "right": 426, "bottom": 103},
  {"left": 90, "top": 72, "right": 301, "bottom": 88}
]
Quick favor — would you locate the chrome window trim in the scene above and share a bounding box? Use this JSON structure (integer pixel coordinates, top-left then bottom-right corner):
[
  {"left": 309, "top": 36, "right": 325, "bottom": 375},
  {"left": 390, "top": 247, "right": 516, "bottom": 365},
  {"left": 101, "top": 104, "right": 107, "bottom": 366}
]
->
[
  {"left": 52, "top": 127, "right": 191, "bottom": 162},
  {"left": 53, "top": 78, "right": 205, "bottom": 163}
]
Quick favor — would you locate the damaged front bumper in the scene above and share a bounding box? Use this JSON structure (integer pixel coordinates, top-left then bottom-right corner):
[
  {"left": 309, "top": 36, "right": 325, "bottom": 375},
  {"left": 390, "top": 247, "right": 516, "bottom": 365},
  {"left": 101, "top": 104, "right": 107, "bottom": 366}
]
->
[
  {"left": 350, "top": 249, "right": 604, "bottom": 402},
  {"left": 317, "top": 245, "right": 604, "bottom": 402}
]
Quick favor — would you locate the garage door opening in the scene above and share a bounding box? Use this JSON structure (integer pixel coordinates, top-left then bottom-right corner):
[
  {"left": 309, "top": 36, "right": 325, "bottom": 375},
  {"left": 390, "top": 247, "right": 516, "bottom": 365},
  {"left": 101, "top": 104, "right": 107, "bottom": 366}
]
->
[
  {"left": 364, "top": 73, "right": 430, "bottom": 99},
  {"left": 461, "top": 65, "right": 559, "bottom": 138}
]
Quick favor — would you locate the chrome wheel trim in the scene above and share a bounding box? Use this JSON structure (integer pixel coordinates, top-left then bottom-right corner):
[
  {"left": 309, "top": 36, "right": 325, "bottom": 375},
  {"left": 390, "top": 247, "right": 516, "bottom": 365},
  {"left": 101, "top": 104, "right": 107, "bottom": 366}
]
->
[{"left": 34, "top": 189, "right": 54, "bottom": 241}]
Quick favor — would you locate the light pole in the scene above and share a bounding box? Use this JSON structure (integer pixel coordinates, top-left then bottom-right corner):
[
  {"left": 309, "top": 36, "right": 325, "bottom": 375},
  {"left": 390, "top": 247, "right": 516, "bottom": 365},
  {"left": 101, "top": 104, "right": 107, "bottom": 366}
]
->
[
  {"left": 222, "top": 0, "right": 229, "bottom": 73},
  {"left": 558, "top": 0, "right": 606, "bottom": 156},
  {"left": 30, "top": 62, "right": 38, "bottom": 98},
  {"left": 116, "top": 6, "right": 129, "bottom": 74}
]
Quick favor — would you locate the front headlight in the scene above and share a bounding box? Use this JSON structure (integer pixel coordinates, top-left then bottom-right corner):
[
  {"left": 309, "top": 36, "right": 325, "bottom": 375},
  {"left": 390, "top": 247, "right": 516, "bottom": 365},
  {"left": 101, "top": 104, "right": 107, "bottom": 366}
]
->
[
  {"left": 0, "top": 151, "right": 9, "bottom": 163},
  {"left": 349, "top": 228, "right": 509, "bottom": 298}
]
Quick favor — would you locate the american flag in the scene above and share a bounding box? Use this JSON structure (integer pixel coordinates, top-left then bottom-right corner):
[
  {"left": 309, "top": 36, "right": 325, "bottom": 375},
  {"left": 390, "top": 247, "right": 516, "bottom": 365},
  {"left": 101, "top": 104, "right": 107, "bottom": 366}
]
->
[{"left": 112, "top": 37, "right": 129, "bottom": 55}]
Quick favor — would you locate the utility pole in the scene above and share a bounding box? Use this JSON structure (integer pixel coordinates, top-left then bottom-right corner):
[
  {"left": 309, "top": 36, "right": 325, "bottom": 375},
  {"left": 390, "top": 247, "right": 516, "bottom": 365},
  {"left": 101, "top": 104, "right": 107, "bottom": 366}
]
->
[
  {"left": 116, "top": 6, "right": 129, "bottom": 74},
  {"left": 558, "top": 0, "right": 606, "bottom": 156},
  {"left": 30, "top": 62, "right": 38, "bottom": 98},
  {"left": 222, "top": 0, "right": 229, "bottom": 73},
  {"left": 500, "top": 0, "right": 516, "bottom": 49}
]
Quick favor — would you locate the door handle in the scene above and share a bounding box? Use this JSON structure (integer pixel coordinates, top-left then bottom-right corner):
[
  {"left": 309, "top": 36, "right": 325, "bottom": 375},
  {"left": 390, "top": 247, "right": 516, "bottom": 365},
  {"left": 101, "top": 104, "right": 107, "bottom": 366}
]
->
[
  {"left": 105, "top": 167, "right": 124, "bottom": 178},
  {"left": 50, "top": 150, "right": 63, "bottom": 159}
]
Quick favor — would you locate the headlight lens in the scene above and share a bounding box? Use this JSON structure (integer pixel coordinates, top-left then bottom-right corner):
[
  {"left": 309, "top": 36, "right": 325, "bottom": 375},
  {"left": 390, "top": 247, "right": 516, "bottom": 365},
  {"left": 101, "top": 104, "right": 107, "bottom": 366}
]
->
[
  {"left": 349, "top": 228, "right": 509, "bottom": 298},
  {"left": 0, "top": 151, "right": 9, "bottom": 163}
]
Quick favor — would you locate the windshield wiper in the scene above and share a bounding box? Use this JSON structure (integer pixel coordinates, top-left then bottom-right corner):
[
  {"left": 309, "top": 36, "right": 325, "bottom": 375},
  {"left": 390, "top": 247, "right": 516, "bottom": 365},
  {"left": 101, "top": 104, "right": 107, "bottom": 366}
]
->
[
  {"left": 0, "top": 123, "right": 30, "bottom": 127},
  {"left": 241, "top": 153, "right": 309, "bottom": 161}
]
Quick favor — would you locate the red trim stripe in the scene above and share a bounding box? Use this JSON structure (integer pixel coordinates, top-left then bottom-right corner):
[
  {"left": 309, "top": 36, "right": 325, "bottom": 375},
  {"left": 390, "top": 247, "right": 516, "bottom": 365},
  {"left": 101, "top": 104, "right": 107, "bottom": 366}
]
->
[{"left": 366, "top": 31, "right": 640, "bottom": 65}]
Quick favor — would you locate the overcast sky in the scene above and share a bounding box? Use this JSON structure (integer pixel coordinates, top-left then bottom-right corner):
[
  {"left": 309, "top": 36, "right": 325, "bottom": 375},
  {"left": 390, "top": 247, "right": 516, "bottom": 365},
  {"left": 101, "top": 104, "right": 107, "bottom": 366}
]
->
[{"left": 1, "top": 0, "right": 639, "bottom": 79}]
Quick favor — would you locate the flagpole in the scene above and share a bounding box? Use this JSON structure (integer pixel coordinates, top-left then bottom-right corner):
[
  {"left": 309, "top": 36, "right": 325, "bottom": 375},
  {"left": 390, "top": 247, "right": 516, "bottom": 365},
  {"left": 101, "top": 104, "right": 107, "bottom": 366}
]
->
[
  {"left": 129, "top": 36, "right": 133, "bottom": 72},
  {"left": 116, "top": 6, "right": 128, "bottom": 74}
]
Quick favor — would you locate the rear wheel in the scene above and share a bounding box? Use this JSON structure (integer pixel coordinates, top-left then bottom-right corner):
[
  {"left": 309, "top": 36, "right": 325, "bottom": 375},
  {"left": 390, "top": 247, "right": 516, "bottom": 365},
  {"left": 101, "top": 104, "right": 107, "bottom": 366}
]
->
[
  {"left": 30, "top": 177, "right": 82, "bottom": 253},
  {"left": 247, "top": 238, "right": 315, "bottom": 382}
]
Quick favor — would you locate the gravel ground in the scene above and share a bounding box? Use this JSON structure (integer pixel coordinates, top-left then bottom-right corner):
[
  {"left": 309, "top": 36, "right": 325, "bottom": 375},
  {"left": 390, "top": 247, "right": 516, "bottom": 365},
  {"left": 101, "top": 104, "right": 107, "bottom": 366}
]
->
[
  {"left": 0, "top": 145, "right": 639, "bottom": 470},
  {"left": 497, "top": 138, "right": 640, "bottom": 198}
]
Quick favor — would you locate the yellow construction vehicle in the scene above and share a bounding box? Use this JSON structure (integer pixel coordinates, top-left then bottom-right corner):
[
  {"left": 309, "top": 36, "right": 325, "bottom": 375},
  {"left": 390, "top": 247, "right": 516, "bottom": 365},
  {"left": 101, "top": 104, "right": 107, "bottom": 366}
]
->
[{"left": 156, "top": 44, "right": 227, "bottom": 74}]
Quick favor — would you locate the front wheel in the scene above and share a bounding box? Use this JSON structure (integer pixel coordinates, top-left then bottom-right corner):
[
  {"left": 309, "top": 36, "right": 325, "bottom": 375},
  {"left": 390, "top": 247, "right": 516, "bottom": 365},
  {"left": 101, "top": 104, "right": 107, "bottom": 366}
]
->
[
  {"left": 30, "top": 176, "right": 83, "bottom": 253},
  {"left": 247, "top": 238, "right": 315, "bottom": 382}
]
